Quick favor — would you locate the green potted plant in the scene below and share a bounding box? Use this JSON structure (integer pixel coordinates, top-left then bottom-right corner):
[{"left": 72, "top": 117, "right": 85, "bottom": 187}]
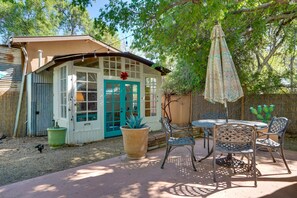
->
[
  {"left": 120, "top": 114, "right": 150, "bottom": 159},
  {"left": 250, "top": 104, "right": 275, "bottom": 123},
  {"left": 47, "top": 120, "right": 67, "bottom": 148},
  {"left": 250, "top": 104, "right": 278, "bottom": 142}
]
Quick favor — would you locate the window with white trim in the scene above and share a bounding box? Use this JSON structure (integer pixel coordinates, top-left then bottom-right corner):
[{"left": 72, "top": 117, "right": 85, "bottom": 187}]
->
[
  {"left": 125, "top": 58, "right": 140, "bottom": 78},
  {"left": 145, "top": 77, "right": 157, "bottom": 117},
  {"left": 103, "top": 57, "right": 121, "bottom": 77},
  {"left": 76, "top": 72, "right": 98, "bottom": 122},
  {"left": 60, "top": 66, "right": 67, "bottom": 118}
]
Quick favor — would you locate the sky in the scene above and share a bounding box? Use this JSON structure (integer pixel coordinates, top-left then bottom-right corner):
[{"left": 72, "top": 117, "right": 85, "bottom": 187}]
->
[
  {"left": 87, "top": 0, "right": 133, "bottom": 52},
  {"left": 87, "top": 0, "right": 110, "bottom": 19}
]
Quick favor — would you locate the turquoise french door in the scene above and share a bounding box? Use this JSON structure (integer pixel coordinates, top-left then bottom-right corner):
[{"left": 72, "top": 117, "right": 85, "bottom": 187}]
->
[{"left": 104, "top": 80, "right": 140, "bottom": 138}]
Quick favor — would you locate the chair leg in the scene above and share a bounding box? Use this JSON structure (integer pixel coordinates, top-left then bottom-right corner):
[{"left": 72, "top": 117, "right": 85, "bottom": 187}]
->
[
  {"left": 203, "top": 132, "right": 206, "bottom": 148},
  {"left": 213, "top": 151, "right": 217, "bottom": 182},
  {"left": 161, "top": 145, "right": 171, "bottom": 169},
  {"left": 268, "top": 148, "right": 276, "bottom": 163},
  {"left": 207, "top": 134, "right": 210, "bottom": 153},
  {"left": 191, "top": 145, "right": 197, "bottom": 171},
  {"left": 253, "top": 152, "right": 257, "bottom": 187},
  {"left": 280, "top": 147, "right": 291, "bottom": 174}
]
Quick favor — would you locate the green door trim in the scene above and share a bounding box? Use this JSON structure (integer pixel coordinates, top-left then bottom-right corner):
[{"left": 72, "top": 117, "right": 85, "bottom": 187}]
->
[{"left": 104, "top": 80, "right": 140, "bottom": 138}]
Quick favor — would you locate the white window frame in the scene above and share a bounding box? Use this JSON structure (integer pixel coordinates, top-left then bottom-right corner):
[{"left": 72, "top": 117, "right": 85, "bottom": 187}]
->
[{"left": 144, "top": 77, "right": 157, "bottom": 117}]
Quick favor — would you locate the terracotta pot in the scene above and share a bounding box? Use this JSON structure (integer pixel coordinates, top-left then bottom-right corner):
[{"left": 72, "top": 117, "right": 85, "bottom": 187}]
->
[{"left": 120, "top": 126, "right": 149, "bottom": 159}]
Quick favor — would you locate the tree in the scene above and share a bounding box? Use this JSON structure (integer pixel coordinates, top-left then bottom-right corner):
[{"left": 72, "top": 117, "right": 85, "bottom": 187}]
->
[
  {"left": 162, "top": 60, "right": 202, "bottom": 120},
  {"left": 55, "top": 1, "right": 91, "bottom": 35},
  {"left": 75, "top": 0, "right": 297, "bottom": 94},
  {"left": 0, "top": 0, "right": 59, "bottom": 42},
  {"left": 0, "top": 0, "right": 121, "bottom": 48}
]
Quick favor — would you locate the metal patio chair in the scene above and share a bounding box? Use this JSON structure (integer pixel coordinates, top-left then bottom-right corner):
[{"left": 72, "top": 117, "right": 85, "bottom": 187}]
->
[
  {"left": 256, "top": 117, "right": 291, "bottom": 174},
  {"left": 160, "top": 117, "right": 197, "bottom": 171},
  {"left": 201, "top": 112, "right": 226, "bottom": 153},
  {"left": 213, "top": 123, "right": 257, "bottom": 186}
]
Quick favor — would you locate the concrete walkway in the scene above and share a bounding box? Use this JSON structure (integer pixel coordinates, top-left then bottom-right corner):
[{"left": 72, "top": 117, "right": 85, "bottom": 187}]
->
[{"left": 1, "top": 139, "right": 296, "bottom": 198}]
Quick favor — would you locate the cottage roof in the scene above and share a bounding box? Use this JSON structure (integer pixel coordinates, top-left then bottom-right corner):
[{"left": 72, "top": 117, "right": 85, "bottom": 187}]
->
[
  {"left": 11, "top": 35, "right": 120, "bottom": 53},
  {"left": 35, "top": 52, "right": 170, "bottom": 75}
]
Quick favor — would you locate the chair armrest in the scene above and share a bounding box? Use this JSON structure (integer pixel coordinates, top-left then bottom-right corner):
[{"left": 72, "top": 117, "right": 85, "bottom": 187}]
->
[
  {"left": 257, "top": 132, "right": 276, "bottom": 139},
  {"left": 171, "top": 124, "right": 194, "bottom": 137}
]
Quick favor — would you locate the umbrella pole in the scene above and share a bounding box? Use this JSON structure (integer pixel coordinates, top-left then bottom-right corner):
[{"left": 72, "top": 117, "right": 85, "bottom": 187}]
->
[{"left": 224, "top": 100, "right": 228, "bottom": 123}]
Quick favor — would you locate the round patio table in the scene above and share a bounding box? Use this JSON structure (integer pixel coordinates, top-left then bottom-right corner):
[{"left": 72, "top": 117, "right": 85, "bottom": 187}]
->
[{"left": 192, "top": 119, "right": 267, "bottom": 166}]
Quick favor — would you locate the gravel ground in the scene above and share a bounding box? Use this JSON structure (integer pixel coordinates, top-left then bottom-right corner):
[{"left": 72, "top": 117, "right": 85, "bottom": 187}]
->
[
  {"left": 0, "top": 136, "right": 124, "bottom": 186},
  {"left": 1, "top": 133, "right": 296, "bottom": 187}
]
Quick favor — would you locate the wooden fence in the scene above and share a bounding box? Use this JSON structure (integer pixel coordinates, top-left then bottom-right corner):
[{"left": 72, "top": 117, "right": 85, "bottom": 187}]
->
[
  {"left": 192, "top": 93, "right": 297, "bottom": 137},
  {"left": 0, "top": 91, "right": 27, "bottom": 137}
]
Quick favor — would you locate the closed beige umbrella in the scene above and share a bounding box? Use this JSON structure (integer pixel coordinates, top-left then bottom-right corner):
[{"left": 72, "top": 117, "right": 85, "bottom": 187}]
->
[{"left": 204, "top": 24, "right": 243, "bottom": 121}]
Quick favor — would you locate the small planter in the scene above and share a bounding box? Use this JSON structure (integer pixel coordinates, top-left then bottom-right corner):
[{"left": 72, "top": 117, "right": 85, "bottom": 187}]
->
[
  {"left": 120, "top": 126, "right": 149, "bottom": 159},
  {"left": 47, "top": 127, "right": 67, "bottom": 148}
]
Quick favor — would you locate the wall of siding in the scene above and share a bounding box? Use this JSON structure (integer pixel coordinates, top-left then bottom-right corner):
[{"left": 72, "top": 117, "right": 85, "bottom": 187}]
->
[{"left": 0, "top": 46, "right": 26, "bottom": 137}]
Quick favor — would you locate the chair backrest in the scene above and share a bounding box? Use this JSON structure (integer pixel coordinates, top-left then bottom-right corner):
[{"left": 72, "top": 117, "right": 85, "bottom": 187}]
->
[
  {"left": 268, "top": 117, "right": 289, "bottom": 139},
  {"left": 214, "top": 123, "right": 256, "bottom": 152},
  {"left": 201, "top": 112, "right": 226, "bottom": 119},
  {"left": 160, "top": 117, "right": 173, "bottom": 141}
]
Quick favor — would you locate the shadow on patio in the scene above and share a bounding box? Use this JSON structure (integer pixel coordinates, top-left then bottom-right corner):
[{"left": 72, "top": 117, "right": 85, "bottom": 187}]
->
[{"left": 0, "top": 139, "right": 296, "bottom": 198}]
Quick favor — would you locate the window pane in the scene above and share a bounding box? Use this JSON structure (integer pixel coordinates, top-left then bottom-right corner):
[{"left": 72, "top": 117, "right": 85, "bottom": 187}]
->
[
  {"left": 104, "top": 69, "right": 109, "bottom": 75},
  {"left": 76, "top": 92, "right": 86, "bottom": 102},
  {"left": 88, "top": 83, "right": 97, "bottom": 91},
  {"left": 144, "top": 77, "right": 157, "bottom": 117},
  {"left": 77, "top": 82, "right": 86, "bottom": 91},
  {"left": 88, "top": 93, "right": 97, "bottom": 101},
  {"left": 77, "top": 72, "right": 86, "bottom": 81},
  {"left": 110, "top": 62, "right": 115, "bottom": 69},
  {"left": 145, "top": 110, "right": 150, "bottom": 117},
  {"left": 104, "top": 61, "right": 109, "bottom": 68},
  {"left": 88, "top": 73, "right": 97, "bottom": 82}
]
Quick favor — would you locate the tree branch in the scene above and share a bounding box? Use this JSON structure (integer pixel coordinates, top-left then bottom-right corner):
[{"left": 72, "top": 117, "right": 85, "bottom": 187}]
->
[
  {"left": 266, "top": 12, "right": 297, "bottom": 23},
  {"left": 232, "top": 2, "right": 277, "bottom": 14}
]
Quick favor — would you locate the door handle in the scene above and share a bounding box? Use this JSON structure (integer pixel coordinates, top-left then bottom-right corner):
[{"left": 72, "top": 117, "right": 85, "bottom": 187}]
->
[{"left": 84, "top": 123, "right": 91, "bottom": 126}]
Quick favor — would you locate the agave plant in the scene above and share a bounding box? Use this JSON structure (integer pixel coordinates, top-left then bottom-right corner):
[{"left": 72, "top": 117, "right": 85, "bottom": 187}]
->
[{"left": 126, "top": 114, "right": 146, "bottom": 129}]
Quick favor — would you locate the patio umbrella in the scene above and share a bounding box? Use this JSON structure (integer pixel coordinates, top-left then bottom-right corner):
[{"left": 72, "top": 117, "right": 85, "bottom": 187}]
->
[{"left": 204, "top": 24, "right": 243, "bottom": 122}]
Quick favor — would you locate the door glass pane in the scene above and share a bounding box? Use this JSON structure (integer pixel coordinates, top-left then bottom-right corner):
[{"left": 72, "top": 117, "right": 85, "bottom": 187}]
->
[
  {"left": 125, "top": 84, "right": 131, "bottom": 93},
  {"left": 106, "top": 102, "right": 112, "bottom": 111},
  {"left": 114, "top": 84, "right": 120, "bottom": 93},
  {"left": 88, "top": 102, "right": 97, "bottom": 110},
  {"left": 114, "top": 102, "right": 120, "bottom": 111},
  {"left": 77, "top": 113, "right": 87, "bottom": 122},
  {"left": 88, "top": 112, "right": 97, "bottom": 120},
  {"left": 76, "top": 103, "right": 86, "bottom": 111}
]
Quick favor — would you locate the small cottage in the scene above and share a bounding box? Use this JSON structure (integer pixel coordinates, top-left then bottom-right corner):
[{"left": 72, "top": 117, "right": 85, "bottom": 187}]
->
[{"left": 8, "top": 35, "right": 169, "bottom": 144}]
